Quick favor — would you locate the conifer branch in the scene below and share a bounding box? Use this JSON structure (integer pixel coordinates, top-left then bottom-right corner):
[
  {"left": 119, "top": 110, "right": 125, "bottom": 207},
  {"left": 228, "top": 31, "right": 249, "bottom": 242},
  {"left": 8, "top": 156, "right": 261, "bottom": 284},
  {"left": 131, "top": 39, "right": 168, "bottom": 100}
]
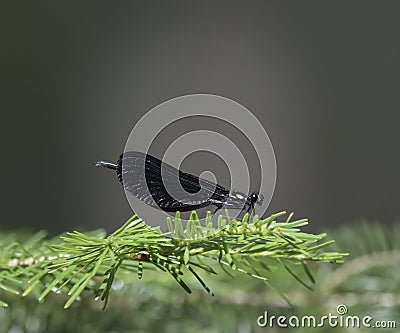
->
[{"left": 0, "top": 211, "right": 347, "bottom": 309}]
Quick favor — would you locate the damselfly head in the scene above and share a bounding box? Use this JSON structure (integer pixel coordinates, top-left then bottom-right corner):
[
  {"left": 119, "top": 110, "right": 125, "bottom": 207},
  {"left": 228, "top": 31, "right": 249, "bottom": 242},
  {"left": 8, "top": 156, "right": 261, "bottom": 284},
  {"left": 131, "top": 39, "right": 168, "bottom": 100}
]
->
[{"left": 250, "top": 192, "right": 264, "bottom": 206}]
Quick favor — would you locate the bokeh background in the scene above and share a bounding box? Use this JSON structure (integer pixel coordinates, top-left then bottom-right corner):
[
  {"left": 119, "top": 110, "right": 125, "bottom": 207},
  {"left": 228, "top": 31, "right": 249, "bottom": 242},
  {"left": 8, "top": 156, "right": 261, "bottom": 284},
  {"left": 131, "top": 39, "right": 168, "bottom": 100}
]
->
[
  {"left": 2, "top": 1, "right": 400, "bottom": 234},
  {"left": 1, "top": 2, "right": 400, "bottom": 332}
]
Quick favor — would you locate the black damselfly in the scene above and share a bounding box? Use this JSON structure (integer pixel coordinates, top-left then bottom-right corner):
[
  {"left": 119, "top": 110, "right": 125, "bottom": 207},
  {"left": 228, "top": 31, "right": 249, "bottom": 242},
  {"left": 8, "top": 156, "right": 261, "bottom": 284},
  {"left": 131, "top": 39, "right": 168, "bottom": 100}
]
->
[{"left": 94, "top": 151, "right": 263, "bottom": 215}]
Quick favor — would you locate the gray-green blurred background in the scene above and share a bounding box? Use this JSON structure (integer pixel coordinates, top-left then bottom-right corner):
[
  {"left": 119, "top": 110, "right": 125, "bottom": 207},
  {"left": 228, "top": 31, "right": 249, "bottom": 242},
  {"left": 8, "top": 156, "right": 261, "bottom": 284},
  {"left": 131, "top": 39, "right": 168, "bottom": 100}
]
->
[
  {"left": 1, "top": 3, "right": 400, "bottom": 333},
  {"left": 2, "top": 1, "right": 400, "bottom": 234}
]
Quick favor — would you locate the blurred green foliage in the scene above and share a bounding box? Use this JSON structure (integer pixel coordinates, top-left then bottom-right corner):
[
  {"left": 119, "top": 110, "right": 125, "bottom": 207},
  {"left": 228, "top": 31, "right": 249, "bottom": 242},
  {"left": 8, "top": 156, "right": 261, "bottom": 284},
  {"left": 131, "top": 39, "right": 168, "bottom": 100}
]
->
[{"left": 0, "top": 221, "right": 398, "bottom": 333}]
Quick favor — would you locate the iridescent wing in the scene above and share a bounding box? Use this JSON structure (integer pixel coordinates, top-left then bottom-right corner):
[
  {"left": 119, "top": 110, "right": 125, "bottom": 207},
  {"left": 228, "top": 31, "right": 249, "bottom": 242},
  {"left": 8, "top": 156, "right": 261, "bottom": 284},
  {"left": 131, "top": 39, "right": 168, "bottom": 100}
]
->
[{"left": 116, "top": 151, "right": 232, "bottom": 212}]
